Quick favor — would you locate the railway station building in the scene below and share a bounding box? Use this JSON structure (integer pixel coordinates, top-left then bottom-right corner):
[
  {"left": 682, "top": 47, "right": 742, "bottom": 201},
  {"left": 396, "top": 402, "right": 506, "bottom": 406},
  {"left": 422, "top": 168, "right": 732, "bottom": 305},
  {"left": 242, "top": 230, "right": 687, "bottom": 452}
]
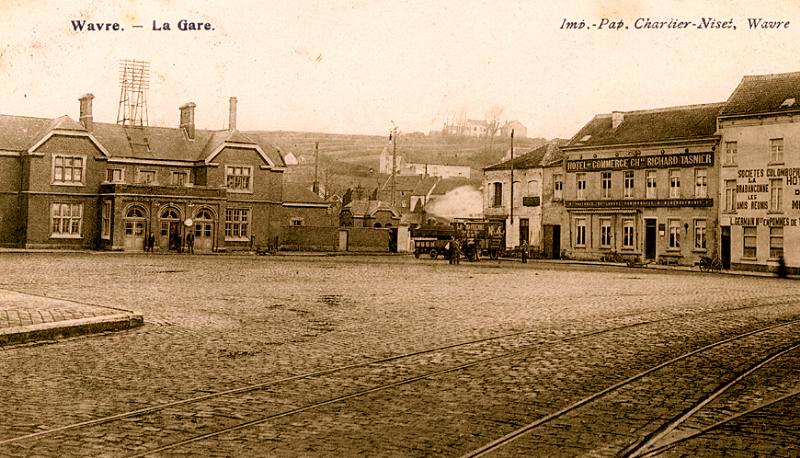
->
[
  {"left": 717, "top": 71, "right": 800, "bottom": 273},
  {"left": 0, "top": 94, "right": 293, "bottom": 252},
  {"left": 482, "top": 140, "right": 566, "bottom": 257},
  {"left": 560, "top": 103, "right": 723, "bottom": 265}
]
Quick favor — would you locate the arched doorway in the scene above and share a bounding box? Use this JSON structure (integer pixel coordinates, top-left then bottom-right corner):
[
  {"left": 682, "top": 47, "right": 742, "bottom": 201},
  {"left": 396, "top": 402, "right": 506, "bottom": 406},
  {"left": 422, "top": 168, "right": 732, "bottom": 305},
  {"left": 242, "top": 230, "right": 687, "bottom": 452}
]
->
[
  {"left": 193, "top": 208, "right": 215, "bottom": 252},
  {"left": 123, "top": 205, "right": 146, "bottom": 251},
  {"left": 160, "top": 207, "right": 182, "bottom": 251}
]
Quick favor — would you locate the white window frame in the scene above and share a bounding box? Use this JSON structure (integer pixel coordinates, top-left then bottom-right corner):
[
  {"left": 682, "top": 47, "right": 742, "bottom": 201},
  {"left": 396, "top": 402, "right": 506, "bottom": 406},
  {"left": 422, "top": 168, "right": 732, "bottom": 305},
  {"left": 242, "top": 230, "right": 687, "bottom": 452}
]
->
[
  {"left": 770, "top": 138, "right": 784, "bottom": 163},
  {"left": 694, "top": 168, "right": 708, "bottom": 198},
  {"left": 50, "top": 203, "right": 83, "bottom": 238},
  {"left": 171, "top": 171, "right": 189, "bottom": 186},
  {"left": 694, "top": 219, "right": 707, "bottom": 250},
  {"left": 601, "top": 172, "right": 612, "bottom": 198},
  {"left": 770, "top": 226, "right": 784, "bottom": 259},
  {"left": 492, "top": 182, "right": 503, "bottom": 207},
  {"left": 770, "top": 178, "right": 783, "bottom": 212},
  {"left": 575, "top": 217, "right": 587, "bottom": 247},
  {"left": 646, "top": 170, "right": 657, "bottom": 199},
  {"left": 743, "top": 226, "right": 757, "bottom": 258},
  {"left": 576, "top": 173, "right": 586, "bottom": 200},
  {"left": 52, "top": 154, "right": 86, "bottom": 186},
  {"left": 225, "top": 208, "right": 251, "bottom": 241},
  {"left": 669, "top": 169, "right": 681, "bottom": 198},
  {"left": 668, "top": 219, "right": 681, "bottom": 250},
  {"left": 137, "top": 169, "right": 157, "bottom": 184},
  {"left": 725, "top": 180, "right": 736, "bottom": 213},
  {"left": 106, "top": 168, "right": 125, "bottom": 183},
  {"left": 724, "top": 141, "right": 737, "bottom": 166},
  {"left": 553, "top": 174, "right": 563, "bottom": 200},
  {"left": 623, "top": 171, "right": 634, "bottom": 198},
  {"left": 622, "top": 219, "right": 635, "bottom": 249},
  {"left": 600, "top": 218, "right": 612, "bottom": 247},
  {"left": 101, "top": 200, "right": 112, "bottom": 239},
  {"left": 226, "top": 165, "right": 253, "bottom": 193}
]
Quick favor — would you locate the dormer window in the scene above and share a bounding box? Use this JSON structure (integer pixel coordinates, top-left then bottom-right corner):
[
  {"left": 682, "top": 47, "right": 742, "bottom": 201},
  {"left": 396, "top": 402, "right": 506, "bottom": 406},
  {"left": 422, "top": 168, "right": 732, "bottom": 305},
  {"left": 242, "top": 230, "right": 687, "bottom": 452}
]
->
[
  {"left": 225, "top": 165, "right": 253, "bottom": 192},
  {"left": 52, "top": 155, "right": 86, "bottom": 186},
  {"left": 580, "top": 135, "right": 592, "bottom": 142}
]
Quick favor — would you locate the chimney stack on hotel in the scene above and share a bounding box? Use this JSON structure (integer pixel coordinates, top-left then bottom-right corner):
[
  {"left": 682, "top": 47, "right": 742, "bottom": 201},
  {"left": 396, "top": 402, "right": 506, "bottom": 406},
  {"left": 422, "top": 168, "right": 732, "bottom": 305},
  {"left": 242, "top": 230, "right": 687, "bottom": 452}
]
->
[
  {"left": 179, "top": 102, "right": 196, "bottom": 140},
  {"left": 611, "top": 111, "right": 624, "bottom": 129},
  {"left": 78, "top": 93, "right": 94, "bottom": 131},
  {"left": 228, "top": 96, "right": 237, "bottom": 131}
]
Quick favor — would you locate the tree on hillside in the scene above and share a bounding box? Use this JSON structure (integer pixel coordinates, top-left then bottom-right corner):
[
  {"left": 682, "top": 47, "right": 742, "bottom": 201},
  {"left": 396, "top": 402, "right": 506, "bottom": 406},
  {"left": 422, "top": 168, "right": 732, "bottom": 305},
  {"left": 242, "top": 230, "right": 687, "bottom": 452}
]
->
[{"left": 485, "top": 105, "right": 504, "bottom": 138}]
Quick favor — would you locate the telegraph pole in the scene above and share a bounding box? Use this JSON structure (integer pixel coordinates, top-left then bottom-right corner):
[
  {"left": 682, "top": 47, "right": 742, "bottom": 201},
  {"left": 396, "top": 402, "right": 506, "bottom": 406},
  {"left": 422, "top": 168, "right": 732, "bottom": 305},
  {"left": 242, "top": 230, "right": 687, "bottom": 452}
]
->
[
  {"left": 510, "top": 129, "right": 514, "bottom": 225},
  {"left": 391, "top": 127, "right": 398, "bottom": 207},
  {"left": 312, "top": 141, "right": 320, "bottom": 195}
]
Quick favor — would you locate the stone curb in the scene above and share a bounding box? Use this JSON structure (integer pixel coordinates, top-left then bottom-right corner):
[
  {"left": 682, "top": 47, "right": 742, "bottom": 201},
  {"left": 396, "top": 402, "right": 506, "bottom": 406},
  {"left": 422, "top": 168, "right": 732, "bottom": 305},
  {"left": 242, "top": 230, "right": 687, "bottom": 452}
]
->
[{"left": 0, "top": 313, "right": 144, "bottom": 347}]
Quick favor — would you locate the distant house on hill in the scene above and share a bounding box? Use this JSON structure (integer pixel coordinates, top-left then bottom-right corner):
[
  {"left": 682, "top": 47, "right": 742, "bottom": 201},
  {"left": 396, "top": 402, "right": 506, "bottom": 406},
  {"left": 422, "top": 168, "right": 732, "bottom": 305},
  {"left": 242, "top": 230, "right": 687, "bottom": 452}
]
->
[
  {"left": 501, "top": 120, "right": 527, "bottom": 138},
  {"left": 443, "top": 119, "right": 490, "bottom": 137}
]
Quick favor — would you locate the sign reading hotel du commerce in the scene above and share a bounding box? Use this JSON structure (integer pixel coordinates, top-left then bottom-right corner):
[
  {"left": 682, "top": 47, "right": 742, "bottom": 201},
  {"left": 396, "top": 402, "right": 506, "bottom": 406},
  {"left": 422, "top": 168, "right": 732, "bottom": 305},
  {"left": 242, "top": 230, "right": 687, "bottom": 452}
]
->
[{"left": 566, "top": 152, "right": 714, "bottom": 172}]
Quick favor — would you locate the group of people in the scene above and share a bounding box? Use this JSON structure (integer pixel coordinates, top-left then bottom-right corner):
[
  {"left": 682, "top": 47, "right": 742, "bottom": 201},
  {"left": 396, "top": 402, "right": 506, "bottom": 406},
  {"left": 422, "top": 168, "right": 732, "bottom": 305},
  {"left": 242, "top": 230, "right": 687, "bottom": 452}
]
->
[
  {"left": 447, "top": 238, "right": 461, "bottom": 264},
  {"left": 144, "top": 232, "right": 195, "bottom": 253}
]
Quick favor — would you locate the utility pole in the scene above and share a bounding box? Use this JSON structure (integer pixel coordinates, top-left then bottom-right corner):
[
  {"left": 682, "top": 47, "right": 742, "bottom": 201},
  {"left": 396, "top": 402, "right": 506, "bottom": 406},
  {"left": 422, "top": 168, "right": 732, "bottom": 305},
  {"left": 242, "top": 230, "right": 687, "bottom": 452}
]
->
[
  {"left": 510, "top": 129, "right": 514, "bottom": 226},
  {"left": 312, "top": 141, "right": 320, "bottom": 196},
  {"left": 390, "top": 126, "right": 398, "bottom": 207}
]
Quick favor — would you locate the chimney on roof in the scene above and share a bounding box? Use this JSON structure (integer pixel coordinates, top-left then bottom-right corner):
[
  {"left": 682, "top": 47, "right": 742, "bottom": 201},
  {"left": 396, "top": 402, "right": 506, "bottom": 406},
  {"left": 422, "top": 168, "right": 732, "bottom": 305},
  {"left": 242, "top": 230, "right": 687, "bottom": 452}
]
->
[
  {"left": 611, "top": 111, "right": 624, "bottom": 129},
  {"left": 179, "top": 102, "right": 196, "bottom": 140},
  {"left": 228, "top": 96, "right": 237, "bottom": 131},
  {"left": 78, "top": 93, "right": 94, "bottom": 131}
]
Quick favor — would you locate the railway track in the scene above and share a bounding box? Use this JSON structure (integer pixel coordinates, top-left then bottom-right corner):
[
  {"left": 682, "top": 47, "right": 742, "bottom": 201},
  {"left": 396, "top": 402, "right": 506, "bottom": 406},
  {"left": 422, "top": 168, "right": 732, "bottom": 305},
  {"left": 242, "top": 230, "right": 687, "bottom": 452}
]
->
[
  {"left": 464, "top": 323, "right": 800, "bottom": 457},
  {"left": 3, "top": 302, "right": 800, "bottom": 456}
]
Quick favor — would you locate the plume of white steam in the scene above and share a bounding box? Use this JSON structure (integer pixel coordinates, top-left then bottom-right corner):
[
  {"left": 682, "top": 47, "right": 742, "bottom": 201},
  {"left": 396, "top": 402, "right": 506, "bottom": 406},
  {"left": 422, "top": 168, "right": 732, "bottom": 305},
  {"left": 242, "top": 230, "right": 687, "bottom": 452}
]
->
[{"left": 426, "top": 185, "right": 483, "bottom": 219}]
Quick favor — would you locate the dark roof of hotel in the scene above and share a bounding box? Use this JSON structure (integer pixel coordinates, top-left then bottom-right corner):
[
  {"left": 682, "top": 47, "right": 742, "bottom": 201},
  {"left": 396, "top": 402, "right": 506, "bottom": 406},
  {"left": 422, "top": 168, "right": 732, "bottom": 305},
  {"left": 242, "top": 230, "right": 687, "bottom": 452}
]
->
[
  {"left": 0, "top": 114, "right": 284, "bottom": 166},
  {"left": 484, "top": 141, "right": 564, "bottom": 171},
  {"left": 721, "top": 71, "right": 800, "bottom": 117},
  {"left": 565, "top": 103, "right": 724, "bottom": 149}
]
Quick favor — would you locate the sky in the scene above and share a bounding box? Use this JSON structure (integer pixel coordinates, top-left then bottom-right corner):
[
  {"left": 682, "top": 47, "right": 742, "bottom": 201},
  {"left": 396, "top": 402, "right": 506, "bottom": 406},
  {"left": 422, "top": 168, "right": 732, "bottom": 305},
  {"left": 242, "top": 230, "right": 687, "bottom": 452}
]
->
[{"left": 2, "top": 0, "right": 800, "bottom": 139}]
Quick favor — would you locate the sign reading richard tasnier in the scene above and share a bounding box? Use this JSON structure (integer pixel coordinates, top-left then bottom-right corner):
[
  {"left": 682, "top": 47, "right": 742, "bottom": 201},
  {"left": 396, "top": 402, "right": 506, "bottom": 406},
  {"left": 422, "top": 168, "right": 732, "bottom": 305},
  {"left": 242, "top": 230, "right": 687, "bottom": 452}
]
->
[{"left": 566, "top": 152, "right": 713, "bottom": 172}]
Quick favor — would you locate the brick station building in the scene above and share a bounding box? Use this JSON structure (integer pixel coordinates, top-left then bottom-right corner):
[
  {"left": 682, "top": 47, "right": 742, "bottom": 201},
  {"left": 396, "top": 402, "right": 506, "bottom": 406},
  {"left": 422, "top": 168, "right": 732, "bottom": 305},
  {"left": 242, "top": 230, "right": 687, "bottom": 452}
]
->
[
  {"left": 0, "top": 94, "right": 289, "bottom": 252},
  {"left": 561, "top": 103, "right": 723, "bottom": 265}
]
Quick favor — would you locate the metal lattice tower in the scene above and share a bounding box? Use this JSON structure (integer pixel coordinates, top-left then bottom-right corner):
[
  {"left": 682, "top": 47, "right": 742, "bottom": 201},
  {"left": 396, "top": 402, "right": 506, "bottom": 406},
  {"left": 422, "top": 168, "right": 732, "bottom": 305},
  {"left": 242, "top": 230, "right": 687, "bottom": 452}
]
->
[{"left": 117, "top": 59, "right": 150, "bottom": 127}]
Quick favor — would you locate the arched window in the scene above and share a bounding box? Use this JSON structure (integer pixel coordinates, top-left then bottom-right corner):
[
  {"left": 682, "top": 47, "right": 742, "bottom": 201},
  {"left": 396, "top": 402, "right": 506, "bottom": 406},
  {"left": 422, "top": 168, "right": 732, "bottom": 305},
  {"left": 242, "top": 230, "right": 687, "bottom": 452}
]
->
[
  {"left": 196, "top": 209, "right": 213, "bottom": 220},
  {"left": 374, "top": 222, "right": 383, "bottom": 228},
  {"left": 124, "top": 206, "right": 146, "bottom": 236},
  {"left": 126, "top": 206, "right": 145, "bottom": 219},
  {"left": 161, "top": 208, "right": 179, "bottom": 219},
  {"left": 160, "top": 207, "right": 181, "bottom": 238}
]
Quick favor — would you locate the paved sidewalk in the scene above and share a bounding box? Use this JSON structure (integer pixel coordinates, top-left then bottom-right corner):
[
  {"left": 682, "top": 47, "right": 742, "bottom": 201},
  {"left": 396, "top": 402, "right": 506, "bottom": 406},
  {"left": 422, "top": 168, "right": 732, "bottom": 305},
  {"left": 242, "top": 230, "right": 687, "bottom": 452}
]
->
[{"left": 0, "top": 289, "right": 143, "bottom": 347}]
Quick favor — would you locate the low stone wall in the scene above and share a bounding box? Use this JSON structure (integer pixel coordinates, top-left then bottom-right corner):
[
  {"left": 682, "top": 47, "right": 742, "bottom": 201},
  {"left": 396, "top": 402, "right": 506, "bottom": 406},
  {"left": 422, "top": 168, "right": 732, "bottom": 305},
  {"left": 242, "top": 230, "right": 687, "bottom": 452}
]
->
[{"left": 279, "top": 225, "right": 390, "bottom": 252}]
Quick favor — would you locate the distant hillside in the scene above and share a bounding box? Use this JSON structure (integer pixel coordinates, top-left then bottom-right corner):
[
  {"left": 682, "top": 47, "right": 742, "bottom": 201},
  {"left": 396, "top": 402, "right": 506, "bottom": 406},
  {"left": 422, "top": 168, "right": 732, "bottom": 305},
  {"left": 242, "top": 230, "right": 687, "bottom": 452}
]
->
[
  {"left": 249, "top": 130, "right": 548, "bottom": 198},
  {"left": 246, "top": 130, "right": 547, "bottom": 171}
]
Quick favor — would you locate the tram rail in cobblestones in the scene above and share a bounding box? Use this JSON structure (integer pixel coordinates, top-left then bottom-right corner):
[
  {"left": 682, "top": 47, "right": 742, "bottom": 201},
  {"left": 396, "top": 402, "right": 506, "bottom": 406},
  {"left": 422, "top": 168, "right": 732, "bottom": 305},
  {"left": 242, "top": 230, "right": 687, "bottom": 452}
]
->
[
  {"left": 462, "top": 319, "right": 800, "bottom": 457},
  {"left": 635, "top": 389, "right": 800, "bottom": 457},
  {"left": 111, "top": 317, "right": 800, "bottom": 456},
  {"left": 623, "top": 342, "right": 800, "bottom": 457},
  {"left": 3, "top": 306, "right": 798, "bottom": 456}
]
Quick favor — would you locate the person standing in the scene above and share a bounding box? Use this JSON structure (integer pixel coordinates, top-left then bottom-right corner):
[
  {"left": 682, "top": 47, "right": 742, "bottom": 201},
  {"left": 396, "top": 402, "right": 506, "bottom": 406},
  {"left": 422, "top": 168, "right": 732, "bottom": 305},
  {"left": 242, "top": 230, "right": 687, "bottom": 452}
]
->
[
  {"left": 453, "top": 238, "right": 461, "bottom": 265},
  {"left": 186, "top": 231, "right": 195, "bottom": 254},
  {"left": 521, "top": 241, "right": 529, "bottom": 264},
  {"left": 147, "top": 232, "right": 156, "bottom": 252}
]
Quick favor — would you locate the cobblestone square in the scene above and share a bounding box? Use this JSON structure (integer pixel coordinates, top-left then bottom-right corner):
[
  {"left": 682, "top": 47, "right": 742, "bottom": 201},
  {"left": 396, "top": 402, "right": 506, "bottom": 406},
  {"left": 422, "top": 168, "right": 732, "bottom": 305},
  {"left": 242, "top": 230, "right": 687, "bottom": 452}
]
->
[{"left": 0, "top": 253, "right": 799, "bottom": 457}]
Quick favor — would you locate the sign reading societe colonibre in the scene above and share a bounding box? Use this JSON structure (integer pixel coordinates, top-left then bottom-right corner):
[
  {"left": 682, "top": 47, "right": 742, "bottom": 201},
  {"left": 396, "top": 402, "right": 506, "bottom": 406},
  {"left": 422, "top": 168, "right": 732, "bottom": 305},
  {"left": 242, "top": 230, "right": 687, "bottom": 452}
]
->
[{"left": 566, "top": 152, "right": 713, "bottom": 172}]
